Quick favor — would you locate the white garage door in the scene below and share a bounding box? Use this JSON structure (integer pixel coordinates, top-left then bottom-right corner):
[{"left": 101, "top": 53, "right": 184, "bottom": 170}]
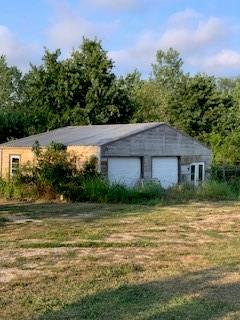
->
[
  {"left": 152, "top": 157, "right": 178, "bottom": 188},
  {"left": 108, "top": 157, "right": 141, "bottom": 186}
]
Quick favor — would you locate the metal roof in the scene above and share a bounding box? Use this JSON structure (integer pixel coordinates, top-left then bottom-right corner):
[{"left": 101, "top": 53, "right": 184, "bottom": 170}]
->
[{"left": 0, "top": 123, "right": 163, "bottom": 148}]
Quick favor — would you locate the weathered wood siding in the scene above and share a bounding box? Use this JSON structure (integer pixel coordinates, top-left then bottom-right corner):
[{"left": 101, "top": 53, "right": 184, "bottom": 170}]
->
[{"left": 101, "top": 124, "right": 211, "bottom": 180}]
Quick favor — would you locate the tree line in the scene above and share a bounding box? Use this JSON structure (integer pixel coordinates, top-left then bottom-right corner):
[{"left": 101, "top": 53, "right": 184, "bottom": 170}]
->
[{"left": 1, "top": 38, "right": 240, "bottom": 164}]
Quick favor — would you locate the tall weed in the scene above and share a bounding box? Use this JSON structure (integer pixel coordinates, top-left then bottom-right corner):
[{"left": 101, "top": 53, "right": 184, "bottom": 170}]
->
[{"left": 196, "top": 181, "right": 237, "bottom": 200}]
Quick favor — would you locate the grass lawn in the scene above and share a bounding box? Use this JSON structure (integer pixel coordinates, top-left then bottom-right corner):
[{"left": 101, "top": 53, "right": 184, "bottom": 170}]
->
[{"left": 1, "top": 201, "right": 240, "bottom": 319}]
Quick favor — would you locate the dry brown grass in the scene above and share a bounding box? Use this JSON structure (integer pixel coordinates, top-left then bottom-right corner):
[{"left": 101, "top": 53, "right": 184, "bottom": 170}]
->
[{"left": 0, "top": 201, "right": 240, "bottom": 319}]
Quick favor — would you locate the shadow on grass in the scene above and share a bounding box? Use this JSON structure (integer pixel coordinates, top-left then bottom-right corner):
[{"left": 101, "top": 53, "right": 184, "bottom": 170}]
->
[
  {"left": 0, "top": 200, "right": 238, "bottom": 222},
  {"left": 37, "top": 266, "right": 240, "bottom": 320},
  {"left": 0, "top": 202, "right": 157, "bottom": 221}
]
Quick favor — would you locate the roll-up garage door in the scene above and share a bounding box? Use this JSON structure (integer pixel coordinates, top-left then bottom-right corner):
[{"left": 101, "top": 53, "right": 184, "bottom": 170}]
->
[
  {"left": 152, "top": 157, "right": 178, "bottom": 188},
  {"left": 108, "top": 157, "right": 141, "bottom": 186}
]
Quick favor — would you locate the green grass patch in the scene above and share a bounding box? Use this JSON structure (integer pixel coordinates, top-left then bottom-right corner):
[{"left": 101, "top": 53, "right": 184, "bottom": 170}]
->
[
  {"left": 19, "top": 239, "right": 157, "bottom": 249},
  {"left": 0, "top": 216, "right": 10, "bottom": 226},
  {"left": 1, "top": 202, "right": 240, "bottom": 320},
  {"left": 204, "top": 230, "right": 225, "bottom": 239}
]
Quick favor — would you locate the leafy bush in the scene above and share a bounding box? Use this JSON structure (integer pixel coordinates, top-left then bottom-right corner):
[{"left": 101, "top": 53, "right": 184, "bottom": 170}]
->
[
  {"left": 2, "top": 173, "right": 240, "bottom": 203},
  {"left": 19, "top": 141, "right": 79, "bottom": 194},
  {"left": 210, "top": 165, "right": 240, "bottom": 182},
  {"left": 0, "top": 141, "right": 101, "bottom": 201},
  {"left": 0, "top": 178, "right": 6, "bottom": 196},
  {"left": 18, "top": 142, "right": 100, "bottom": 198},
  {"left": 227, "top": 177, "right": 240, "bottom": 195}
]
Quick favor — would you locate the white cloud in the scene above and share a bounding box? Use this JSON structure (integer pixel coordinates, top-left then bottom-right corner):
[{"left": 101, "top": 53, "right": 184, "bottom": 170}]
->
[
  {"left": 1, "top": 4, "right": 238, "bottom": 77},
  {"left": 191, "top": 50, "right": 240, "bottom": 75},
  {"left": 48, "top": 17, "right": 98, "bottom": 49},
  {"left": 168, "top": 9, "right": 201, "bottom": 26},
  {"left": 47, "top": 2, "right": 118, "bottom": 50},
  {"left": 110, "top": 32, "right": 157, "bottom": 73},
  {"left": 87, "top": 0, "right": 138, "bottom": 11},
  {"left": 160, "top": 16, "right": 228, "bottom": 53},
  {"left": 0, "top": 25, "right": 40, "bottom": 71},
  {"left": 195, "top": 17, "right": 227, "bottom": 46},
  {"left": 110, "top": 10, "right": 233, "bottom": 75}
]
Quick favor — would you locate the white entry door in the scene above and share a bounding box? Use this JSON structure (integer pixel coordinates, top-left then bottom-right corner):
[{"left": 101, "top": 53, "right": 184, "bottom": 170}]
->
[
  {"left": 152, "top": 157, "right": 178, "bottom": 188},
  {"left": 108, "top": 157, "right": 141, "bottom": 186},
  {"left": 190, "top": 162, "right": 205, "bottom": 185}
]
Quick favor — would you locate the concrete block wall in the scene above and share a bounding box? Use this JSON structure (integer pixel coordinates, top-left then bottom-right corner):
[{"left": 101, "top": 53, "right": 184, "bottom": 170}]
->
[{"left": 101, "top": 124, "right": 211, "bottom": 182}]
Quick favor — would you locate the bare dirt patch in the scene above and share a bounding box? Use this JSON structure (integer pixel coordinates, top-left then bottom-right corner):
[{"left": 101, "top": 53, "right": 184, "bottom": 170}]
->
[{"left": 0, "top": 268, "right": 43, "bottom": 283}]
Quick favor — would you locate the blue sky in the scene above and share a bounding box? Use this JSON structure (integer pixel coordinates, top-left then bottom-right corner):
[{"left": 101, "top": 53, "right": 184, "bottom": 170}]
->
[{"left": 1, "top": 0, "right": 240, "bottom": 76}]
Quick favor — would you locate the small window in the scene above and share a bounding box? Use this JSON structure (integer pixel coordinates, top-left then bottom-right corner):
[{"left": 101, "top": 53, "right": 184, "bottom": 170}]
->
[
  {"left": 198, "top": 164, "right": 204, "bottom": 182},
  {"left": 10, "top": 155, "right": 20, "bottom": 177},
  {"left": 190, "top": 164, "right": 195, "bottom": 182}
]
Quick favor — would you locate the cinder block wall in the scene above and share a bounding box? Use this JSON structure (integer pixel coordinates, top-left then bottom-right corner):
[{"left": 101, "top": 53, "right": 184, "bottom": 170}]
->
[{"left": 101, "top": 124, "right": 211, "bottom": 181}]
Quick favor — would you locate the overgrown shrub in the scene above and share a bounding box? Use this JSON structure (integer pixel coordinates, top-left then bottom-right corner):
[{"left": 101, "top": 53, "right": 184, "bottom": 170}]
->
[
  {"left": 166, "top": 180, "right": 240, "bottom": 202},
  {"left": 19, "top": 141, "right": 79, "bottom": 195},
  {"left": 62, "top": 178, "right": 165, "bottom": 204},
  {"left": 0, "top": 141, "right": 101, "bottom": 201},
  {"left": 1, "top": 142, "right": 240, "bottom": 204},
  {"left": 105, "top": 180, "right": 165, "bottom": 204},
  {"left": 211, "top": 165, "right": 240, "bottom": 182},
  {"left": 0, "top": 177, "right": 38, "bottom": 200},
  {"left": 166, "top": 183, "right": 196, "bottom": 202},
  {"left": 196, "top": 181, "right": 237, "bottom": 200},
  {"left": 18, "top": 141, "right": 100, "bottom": 198}
]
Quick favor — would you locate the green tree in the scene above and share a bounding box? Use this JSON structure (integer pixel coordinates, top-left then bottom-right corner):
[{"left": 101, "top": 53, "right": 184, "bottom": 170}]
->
[
  {"left": 136, "top": 49, "right": 237, "bottom": 145},
  {"left": 175, "top": 74, "right": 236, "bottom": 141},
  {"left": 210, "top": 132, "right": 240, "bottom": 165},
  {"left": 152, "top": 48, "right": 186, "bottom": 124},
  {"left": 118, "top": 70, "right": 142, "bottom": 121},
  {"left": 216, "top": 77, "right": 239, "bottom": 94},
  {"left": 152, "top": 48, "right": 184, "bottom": 89},
  {"left": 134, "top": 49, "right": 185, "bottom": 123},
  {"left": 23, "top": 38, "right": 135, "bottom": 134},
  {"left": 0, "top": 55, "right": 23, "bottom": 110},
  {"left": 0, "top": 109, "right": 28, "bottom": 143},
  {"left": 133, "top": 80, "right": 167, "bottom": 122},
  {"left": 23, "top": 49, "right": 66, "bottom": 133},
  {"left": 0, "top": 56, "right": 27, "bottom": 143}
]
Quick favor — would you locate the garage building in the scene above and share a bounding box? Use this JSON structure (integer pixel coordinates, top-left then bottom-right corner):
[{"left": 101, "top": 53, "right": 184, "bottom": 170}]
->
[{"left": 0, "top": 123, "right": 211, "bottom": 187}]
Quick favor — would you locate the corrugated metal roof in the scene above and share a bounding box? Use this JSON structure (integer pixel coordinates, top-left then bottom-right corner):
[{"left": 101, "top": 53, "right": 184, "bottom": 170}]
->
[{"left": 0, "top": 123, "right": 163, "bottom": 148}]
